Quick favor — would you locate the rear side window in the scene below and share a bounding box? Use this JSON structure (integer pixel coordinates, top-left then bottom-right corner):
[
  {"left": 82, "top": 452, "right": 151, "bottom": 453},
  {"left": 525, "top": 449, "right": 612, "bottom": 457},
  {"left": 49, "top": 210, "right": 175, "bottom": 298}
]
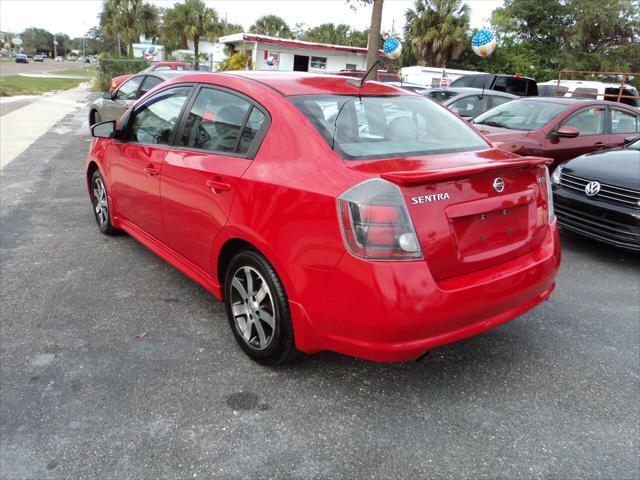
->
[
  {"left": 490, "top": 95, "right": 513, "bottom": 108},
  {"left": 605, "top": 87, "right": 640, "bottom": 107},
  {"left": 448, "top": 95, "right": 490, "bottom": 117},
  {"left": 178, "top": 88, "right": 267, "bottom": 156},
  {"left": 129, "top": 86, "right": 191, "bottom": 145},
  {"left": 611, "top": 109, "right": 639, "bottom": 133}
]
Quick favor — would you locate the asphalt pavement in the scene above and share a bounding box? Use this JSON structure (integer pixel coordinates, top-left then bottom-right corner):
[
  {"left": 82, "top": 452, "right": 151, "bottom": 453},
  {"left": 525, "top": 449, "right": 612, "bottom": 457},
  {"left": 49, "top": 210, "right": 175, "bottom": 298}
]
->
[
  {"left": 0, "top": 58, "right": 89, "bottom": 77},
  {"left": 1, "top": 93, "right": 639, "bottom": 479}
]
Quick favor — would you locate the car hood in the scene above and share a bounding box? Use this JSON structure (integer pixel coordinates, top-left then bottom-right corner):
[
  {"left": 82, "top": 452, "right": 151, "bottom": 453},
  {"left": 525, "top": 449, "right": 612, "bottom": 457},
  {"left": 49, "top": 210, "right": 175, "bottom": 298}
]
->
[
  {"left": 474, "top": 124, "right": 532, "bottom": 142},
  {"left": 561, "top": 148, "right": 640, "bottom": 191}
]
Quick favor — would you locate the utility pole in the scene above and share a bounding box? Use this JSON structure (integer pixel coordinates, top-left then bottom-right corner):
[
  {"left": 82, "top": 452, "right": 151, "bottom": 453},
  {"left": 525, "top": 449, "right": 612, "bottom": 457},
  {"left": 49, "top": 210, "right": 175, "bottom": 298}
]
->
[
  {"left": 82, "top": 23, "right": 86, "bottom": 70},
  {"left": 53, "top": 38, "right": 57, "bottom": 59}
]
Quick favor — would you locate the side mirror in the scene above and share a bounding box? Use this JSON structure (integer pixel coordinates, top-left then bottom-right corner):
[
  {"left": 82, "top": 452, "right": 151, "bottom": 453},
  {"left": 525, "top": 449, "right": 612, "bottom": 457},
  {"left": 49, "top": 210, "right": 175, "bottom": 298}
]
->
[
  {"left": 91, "top": 120, "right": 116, "bottom": 139},
  {"left": 554, "top": 125, "right": 580, "bottom": 139},
  {"left": 102, "top": 91, "right": 113, "bottom": 100},
  {"left": 623, "top": 136, "right": 638, "bottom": 146}
]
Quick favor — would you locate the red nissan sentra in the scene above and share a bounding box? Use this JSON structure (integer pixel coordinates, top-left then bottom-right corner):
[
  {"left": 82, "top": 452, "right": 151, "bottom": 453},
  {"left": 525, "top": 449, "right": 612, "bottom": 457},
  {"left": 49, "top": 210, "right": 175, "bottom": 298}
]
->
[{"left": 86, "top": 72, "right": 561, "bottom": 365}]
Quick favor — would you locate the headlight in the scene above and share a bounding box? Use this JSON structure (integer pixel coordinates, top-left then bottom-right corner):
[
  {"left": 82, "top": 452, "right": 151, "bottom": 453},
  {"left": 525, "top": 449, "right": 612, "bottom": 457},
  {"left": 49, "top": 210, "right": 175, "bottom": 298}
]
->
[{"left": 550, "top": 165, "right": 563, "bottom": 184}]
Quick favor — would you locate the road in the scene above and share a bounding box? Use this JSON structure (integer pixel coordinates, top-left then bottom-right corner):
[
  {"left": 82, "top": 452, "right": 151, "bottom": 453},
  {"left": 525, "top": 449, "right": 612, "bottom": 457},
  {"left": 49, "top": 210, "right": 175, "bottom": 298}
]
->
[
  {"left": 1, "top": 93, "right": 639, "bottom": 479},
  {"left": 0, "top": 58, "right": 90, "bottom": 77}
]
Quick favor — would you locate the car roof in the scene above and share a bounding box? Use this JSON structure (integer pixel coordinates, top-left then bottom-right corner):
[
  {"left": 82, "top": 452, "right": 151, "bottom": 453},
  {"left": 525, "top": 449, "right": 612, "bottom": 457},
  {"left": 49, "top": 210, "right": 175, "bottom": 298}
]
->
[
  {"left": 428, "top": 87, "right": 517, "bottom": 97},
  {"left": 201, "top": 71, "right": 411, "bottom": 96},
  {"left": 506, "top": 96, "right": 636, "bottom": 108}
]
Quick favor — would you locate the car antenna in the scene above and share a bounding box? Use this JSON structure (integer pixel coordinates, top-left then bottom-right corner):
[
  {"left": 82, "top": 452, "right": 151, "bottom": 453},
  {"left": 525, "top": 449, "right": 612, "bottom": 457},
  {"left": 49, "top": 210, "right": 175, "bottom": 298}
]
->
[{"left": 353, "top": 58, "right": 381, "bottom": 88}]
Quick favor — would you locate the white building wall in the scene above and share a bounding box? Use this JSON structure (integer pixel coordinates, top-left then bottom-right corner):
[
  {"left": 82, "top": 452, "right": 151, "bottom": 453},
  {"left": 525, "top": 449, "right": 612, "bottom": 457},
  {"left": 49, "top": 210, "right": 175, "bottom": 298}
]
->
[{"left": 252, "top": 42, "right": 366, "bottom": 72}]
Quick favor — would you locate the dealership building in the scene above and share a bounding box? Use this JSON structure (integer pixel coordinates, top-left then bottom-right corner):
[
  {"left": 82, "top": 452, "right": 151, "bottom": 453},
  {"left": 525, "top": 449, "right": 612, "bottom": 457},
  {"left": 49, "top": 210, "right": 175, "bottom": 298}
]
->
[{"left": 218, "top": 33, "right": 370, "bottom": 73}]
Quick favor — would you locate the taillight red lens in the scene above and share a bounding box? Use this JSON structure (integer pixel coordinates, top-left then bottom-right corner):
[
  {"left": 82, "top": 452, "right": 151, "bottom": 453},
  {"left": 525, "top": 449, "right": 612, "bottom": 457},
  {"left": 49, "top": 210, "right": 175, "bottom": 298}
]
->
[{"left": 338, "top": 179, "right": 422, "bottom": 260}]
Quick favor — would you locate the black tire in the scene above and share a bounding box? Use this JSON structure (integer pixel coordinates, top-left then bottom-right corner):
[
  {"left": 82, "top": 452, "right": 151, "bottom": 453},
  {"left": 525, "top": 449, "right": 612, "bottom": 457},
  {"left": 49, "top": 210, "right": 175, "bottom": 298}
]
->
[
  {"left": 90, "top": 110, "right": 101, "bottom": 126},
  {"left": 90, "top": 169, "right": 117, "bottom": 235},
  {"left": 224, "top": 249, "right": 300, "bottom": 365}
]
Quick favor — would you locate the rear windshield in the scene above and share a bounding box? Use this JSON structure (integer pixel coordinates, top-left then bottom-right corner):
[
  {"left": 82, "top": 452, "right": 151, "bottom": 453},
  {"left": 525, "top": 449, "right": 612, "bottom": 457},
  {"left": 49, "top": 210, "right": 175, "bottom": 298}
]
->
[
  {"left": 473, "top": 99, "right": 568, "bottom": 131},
  {"left": 289, "top": 94, "right": 488, "bottom": 160},
  {"left": 425, "top": 90, "right": 460, "bottom": 103}
]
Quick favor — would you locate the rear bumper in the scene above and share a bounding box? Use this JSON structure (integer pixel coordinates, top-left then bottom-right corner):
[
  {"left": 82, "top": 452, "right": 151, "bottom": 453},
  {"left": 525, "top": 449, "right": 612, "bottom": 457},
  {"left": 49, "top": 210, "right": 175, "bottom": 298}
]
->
[
  {"left": 290, "top": 222, "right": 561, "bottom": 362},
  {"left": 553, "top": 187, "right": 640, "bottom": 252}
]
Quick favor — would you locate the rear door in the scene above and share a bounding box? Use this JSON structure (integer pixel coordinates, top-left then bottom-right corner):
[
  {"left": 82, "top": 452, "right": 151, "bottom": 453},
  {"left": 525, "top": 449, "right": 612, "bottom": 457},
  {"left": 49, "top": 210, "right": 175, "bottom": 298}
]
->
[
  {"left": 545, "top": 105, "right": 608, "bottom": 162},
  {"left": 161, "top": 86, "right": 269, "bottom": 273},
  {"left": 608, "top": 107, "right": 640, "bottom": 147}
]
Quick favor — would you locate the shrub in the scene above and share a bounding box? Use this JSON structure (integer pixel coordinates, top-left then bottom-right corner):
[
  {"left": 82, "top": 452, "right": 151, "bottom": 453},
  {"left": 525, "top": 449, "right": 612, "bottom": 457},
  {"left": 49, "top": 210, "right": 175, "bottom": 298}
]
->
[{"left": 96, "top": 55, "right": 149, "bottom": 91}]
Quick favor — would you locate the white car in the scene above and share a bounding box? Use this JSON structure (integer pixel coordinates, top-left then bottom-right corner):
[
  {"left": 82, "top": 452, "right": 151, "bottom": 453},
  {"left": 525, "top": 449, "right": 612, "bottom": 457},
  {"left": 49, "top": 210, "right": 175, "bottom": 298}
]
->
[
  {"left": 55, "top": 56, "right": 64, "bottom": 62},
  {"left": 538, "top": 80, "right": 640, "bottom": 107}
]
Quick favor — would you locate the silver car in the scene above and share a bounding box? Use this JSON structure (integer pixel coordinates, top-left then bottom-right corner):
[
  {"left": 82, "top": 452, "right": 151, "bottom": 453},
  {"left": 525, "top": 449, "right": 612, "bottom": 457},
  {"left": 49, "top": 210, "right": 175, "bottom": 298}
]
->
[
  {"left": 424, "top": 87, "right": 518, "bottom": 120},
  {"left": 89, "top": 70, "right": 198, "bottom": 126}
]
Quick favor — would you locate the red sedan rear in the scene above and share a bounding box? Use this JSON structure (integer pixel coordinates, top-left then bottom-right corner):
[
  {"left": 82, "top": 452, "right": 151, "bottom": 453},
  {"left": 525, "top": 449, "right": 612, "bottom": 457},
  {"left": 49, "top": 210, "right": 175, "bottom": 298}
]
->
[
  {"left": 86, "top": 72, "right": 560, "bottom": 365},
  {"left": 108, "top": 61, "right": 190, "bottom": 92},
  {"left": 473, "top": 97, "right": 640, "bottom": 166}
]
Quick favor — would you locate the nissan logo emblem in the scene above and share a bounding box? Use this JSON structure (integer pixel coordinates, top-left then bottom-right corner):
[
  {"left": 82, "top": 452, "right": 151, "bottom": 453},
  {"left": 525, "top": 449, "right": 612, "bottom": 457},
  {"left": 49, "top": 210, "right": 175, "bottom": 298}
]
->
[
  {"left": 585, "top": 181, "right": 601, "bottom": 197},
  {"left": 493, "top": 177, "right": 505, "bottom": 193}
]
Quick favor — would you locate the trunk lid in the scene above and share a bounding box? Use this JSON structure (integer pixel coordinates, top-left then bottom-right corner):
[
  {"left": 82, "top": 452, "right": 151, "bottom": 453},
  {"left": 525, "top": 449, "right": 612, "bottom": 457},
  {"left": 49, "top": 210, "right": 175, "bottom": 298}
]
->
[{"left": 348, "top": 150, "right": 553, "bottom": 280}]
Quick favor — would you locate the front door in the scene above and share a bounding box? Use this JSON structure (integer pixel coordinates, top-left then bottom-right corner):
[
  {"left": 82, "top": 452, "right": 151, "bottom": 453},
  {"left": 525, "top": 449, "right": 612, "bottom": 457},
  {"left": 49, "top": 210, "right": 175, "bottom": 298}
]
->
[
  {"left": 161, "top": 86, "right": 268, "bottom": 274},
  {"left": 293, "top": 55, "right": 309, "bottom": 72},
  {"left": 546, "top": 106, "right": 608, "bottom": 163},
  {"left": 109, "top": 85, "right": 192, "bottom": 241}
]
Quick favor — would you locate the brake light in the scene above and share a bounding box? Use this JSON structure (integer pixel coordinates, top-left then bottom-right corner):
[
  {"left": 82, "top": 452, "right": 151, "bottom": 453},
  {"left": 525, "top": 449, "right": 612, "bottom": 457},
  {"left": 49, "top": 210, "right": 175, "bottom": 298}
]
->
[
  {"left": 338, "top": 179, "right": 422, "bottom": 260},
  {"left": 544, "top": 166, "right": 554, "bottom": 223},
  {"left": 110, "top": 80, "right": 117, "bottom": 89}
]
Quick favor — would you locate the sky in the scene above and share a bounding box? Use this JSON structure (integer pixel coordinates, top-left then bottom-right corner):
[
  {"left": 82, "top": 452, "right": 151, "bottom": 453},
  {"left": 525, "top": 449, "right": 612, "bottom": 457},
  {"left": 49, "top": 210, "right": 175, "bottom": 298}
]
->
[{"left": 0, "top": 0, "right": 504, "bottom": 39}]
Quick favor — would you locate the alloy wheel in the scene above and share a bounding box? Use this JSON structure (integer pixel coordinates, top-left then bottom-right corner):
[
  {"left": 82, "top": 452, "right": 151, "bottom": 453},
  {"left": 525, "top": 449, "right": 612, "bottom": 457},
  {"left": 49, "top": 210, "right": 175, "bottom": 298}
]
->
[
  {"left": 229, "top": 266, "right": 276, "bottom": 350},
  {"left": 92, "top": 177, "right": 109, "bottom": 226}
]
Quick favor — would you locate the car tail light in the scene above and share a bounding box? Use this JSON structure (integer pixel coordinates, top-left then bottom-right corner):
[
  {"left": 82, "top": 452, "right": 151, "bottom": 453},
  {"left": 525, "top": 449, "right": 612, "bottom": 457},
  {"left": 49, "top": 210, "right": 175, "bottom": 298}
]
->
[
  {"left": 544, "top": 166, "right": 554, "bottom": 223},
  {"left": 338, "top": 179, "right": 422, "bottom": 260},
  {"left": 110, "top": 80, "right": 117, "bottom": 89}
]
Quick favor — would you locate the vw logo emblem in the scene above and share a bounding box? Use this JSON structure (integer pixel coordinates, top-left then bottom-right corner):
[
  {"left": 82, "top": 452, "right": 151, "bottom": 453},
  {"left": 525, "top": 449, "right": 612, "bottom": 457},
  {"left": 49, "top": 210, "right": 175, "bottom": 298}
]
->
[
  {"left": 493, "top": 177, "right": 505, "bottom": 193},
  {"left": 585, "top": 181, "right": 601, "bottom": 196}
]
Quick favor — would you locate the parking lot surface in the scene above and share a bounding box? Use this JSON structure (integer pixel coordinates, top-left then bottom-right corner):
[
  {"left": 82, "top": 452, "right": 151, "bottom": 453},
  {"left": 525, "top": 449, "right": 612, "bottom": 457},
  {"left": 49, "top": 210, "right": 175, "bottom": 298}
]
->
[{"left": 1, "top": 93, "right": 638, "bottom": 479}]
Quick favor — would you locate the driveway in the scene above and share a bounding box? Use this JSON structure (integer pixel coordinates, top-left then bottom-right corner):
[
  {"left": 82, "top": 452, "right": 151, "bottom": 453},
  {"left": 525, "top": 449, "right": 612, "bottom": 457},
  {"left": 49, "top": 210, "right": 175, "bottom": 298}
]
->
[{"left": 0, "top": 95, "right": 638, "bottom": 479}]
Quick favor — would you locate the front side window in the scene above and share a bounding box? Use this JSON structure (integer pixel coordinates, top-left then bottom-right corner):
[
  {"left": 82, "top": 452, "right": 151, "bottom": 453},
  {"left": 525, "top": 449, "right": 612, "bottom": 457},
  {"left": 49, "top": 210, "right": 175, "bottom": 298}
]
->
[
  {"left": 611, "top": 109, "right": 639, "bottom": 134},
  {"left": 290, "top": 94, "right": 488, "bottom": 160},
  {"left": 562, "top": 107, "right": 605, "bottom": 135},
  {"left": 473, "top": 100, "right": 568, "bottom": 131},
  {"left": 178, "top": 88, "right": 254, "bottom": 154},
  {"left": 448, "top": 95, "right": 490, "bottom": 117},
  {"left": 426, "top": 90, "right": 459, "bottom": 103},
  {"left": 139, "top": 75, "right": 163, "bottom": 97},
  {"left": 129, "top": 86, "right": 191, "bottom": 145},
  {"left": 115, "top": 76, "right": 143, "bottom": 101}
]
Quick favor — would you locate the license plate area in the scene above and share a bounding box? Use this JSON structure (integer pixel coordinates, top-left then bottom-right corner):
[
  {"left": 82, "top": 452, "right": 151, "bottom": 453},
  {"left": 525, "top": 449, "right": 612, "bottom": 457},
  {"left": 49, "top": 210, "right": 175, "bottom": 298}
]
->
[{"left": 452, "top": 204, "right": 530, "bottom": 258}]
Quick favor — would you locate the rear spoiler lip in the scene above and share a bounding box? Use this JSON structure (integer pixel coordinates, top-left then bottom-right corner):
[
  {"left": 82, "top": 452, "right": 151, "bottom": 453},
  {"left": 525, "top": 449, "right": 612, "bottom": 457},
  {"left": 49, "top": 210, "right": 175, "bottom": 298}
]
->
[{"left": 380, "top": 156, "right": 554, "bottom": 186}]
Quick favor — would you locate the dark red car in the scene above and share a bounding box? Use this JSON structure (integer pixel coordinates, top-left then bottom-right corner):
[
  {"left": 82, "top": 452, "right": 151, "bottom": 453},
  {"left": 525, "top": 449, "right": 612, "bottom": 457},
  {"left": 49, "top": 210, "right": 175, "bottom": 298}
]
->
[
  {"left": 109, "top": 61, "right": 191, "bottom": 92},
  {"left": 86, "top": 72, "right": 560, "bottom": 365},
  {"left": 473, "top": 98, "right": 640, "bottom": 165}
]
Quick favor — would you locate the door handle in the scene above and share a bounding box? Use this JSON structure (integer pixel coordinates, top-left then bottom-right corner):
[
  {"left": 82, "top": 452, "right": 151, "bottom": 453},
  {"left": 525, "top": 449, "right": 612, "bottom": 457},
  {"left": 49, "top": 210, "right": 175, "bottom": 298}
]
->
[
  {"left": 144, "top": 165, "right": 160, "bottom": 177},
  {"left": 206, "top": 178, "right": 231, "bottom": 194},
  {"left": 593, "top": 142, "right": 605, "bottom": 149}
]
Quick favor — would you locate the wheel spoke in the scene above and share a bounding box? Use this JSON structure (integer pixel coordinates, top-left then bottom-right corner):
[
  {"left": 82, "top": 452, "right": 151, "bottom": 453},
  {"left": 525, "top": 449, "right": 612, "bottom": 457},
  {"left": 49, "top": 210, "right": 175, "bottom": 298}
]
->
[
  {"left": 254, "top": 319, "right": 267, "bottom": 347},
  {"left": 257, "top": 309, "right": 275, "bottom": 329},
  {"left": 231, "top": 277, "right": 248, "bottom": 300},
  {"left": 243, "top": 267, "right": 254, "bottom": 297},
  {"left": 231, "top": 303, "right": 249, "bottom": 318},
  {"left": 254, "top": 284, "right": 268, "bottom": 304}
]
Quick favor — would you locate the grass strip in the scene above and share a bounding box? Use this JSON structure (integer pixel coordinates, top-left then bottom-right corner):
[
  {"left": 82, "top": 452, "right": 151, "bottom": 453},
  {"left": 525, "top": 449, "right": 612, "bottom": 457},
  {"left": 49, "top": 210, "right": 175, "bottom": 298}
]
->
[{"left": 0, "top": 75, "right": 87, "bottom": 96}]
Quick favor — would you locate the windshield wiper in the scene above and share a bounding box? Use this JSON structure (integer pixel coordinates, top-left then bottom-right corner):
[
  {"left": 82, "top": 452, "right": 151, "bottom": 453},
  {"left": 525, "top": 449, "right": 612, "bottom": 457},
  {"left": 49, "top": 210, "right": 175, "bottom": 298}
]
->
[{"left": 475, "top": 120, "right": 512, "bottom": 129}]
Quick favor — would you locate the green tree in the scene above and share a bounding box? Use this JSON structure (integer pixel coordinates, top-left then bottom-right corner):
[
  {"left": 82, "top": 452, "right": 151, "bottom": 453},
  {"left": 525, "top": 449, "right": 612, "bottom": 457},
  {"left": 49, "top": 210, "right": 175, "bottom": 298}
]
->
[
  {"left": 100, "top": 0, "right": 158, "bottom": 55},
  {"left": 21, "top": 27, "right": 54, "bottom": 55},
  {"left": 218, "top": 49, "right": 253, "bottom": 71},
  {"left": 403, "top": 0, "right": 471, "bottom": 67},
  {"left": 162, "top": 0, "right": 222, "bottom": 70},
  {"left": 249, "top": 15, "right": 292, "bottom": 38}
]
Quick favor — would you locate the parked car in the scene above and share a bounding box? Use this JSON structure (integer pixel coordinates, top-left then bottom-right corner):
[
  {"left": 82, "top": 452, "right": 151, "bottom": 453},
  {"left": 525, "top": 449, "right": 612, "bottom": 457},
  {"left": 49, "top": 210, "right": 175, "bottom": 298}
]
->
[
  {"left": 89, "top": 70, "right": 197, "bottom": 125},
  {"left": 551, "top": 137, "right": 640, "bottom": 252},
  {"left": 424, "top": 87, "right": 517, "bottom": 120},
  {"left": 55, "top": 56, "right": 64, "bottom": 62},
  {"left": 15, "top": 54, "right": 28, "bottom": 64},
  {"left": 385, "top": 81, "right": 430, "bottom": 94},
  {"left": 33, "top": 54, "right": 45, "bottom": 62},
  {"left": 472, "top": 97, "right": 640, "bottom": 165},
  {"left": 333, "top": 69, "right": 402, "bottom": 83},
  {"left": 537, "top": 80, "right": 640, "bottom": 108},
  {"left": 67, "top": 55, "right": 77, "bottom": 61},
  {"left": 86, "top": 72, "right": 560, "bottom": 365},
  {"left": 451, "top": 74, "right": 538, "bottom": 96},
  {"left": 108, "top": 61, "right": 191, "bottom": 92}
]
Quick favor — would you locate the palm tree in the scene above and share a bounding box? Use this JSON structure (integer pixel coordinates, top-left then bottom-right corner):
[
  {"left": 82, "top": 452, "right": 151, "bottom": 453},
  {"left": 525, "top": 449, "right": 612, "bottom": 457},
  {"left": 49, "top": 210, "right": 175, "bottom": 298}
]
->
[
  {"left": 100, "top": 0, "right": 157, "bottom": 55},
  {"left": 249, "top": 15, "right": 293, "bottom": 38},
  {"left": 404, "top": 0, "right": 471, "bottom": 67},
  {"left": 163, "top": 0, "right": 222, "bottom": 70}
]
